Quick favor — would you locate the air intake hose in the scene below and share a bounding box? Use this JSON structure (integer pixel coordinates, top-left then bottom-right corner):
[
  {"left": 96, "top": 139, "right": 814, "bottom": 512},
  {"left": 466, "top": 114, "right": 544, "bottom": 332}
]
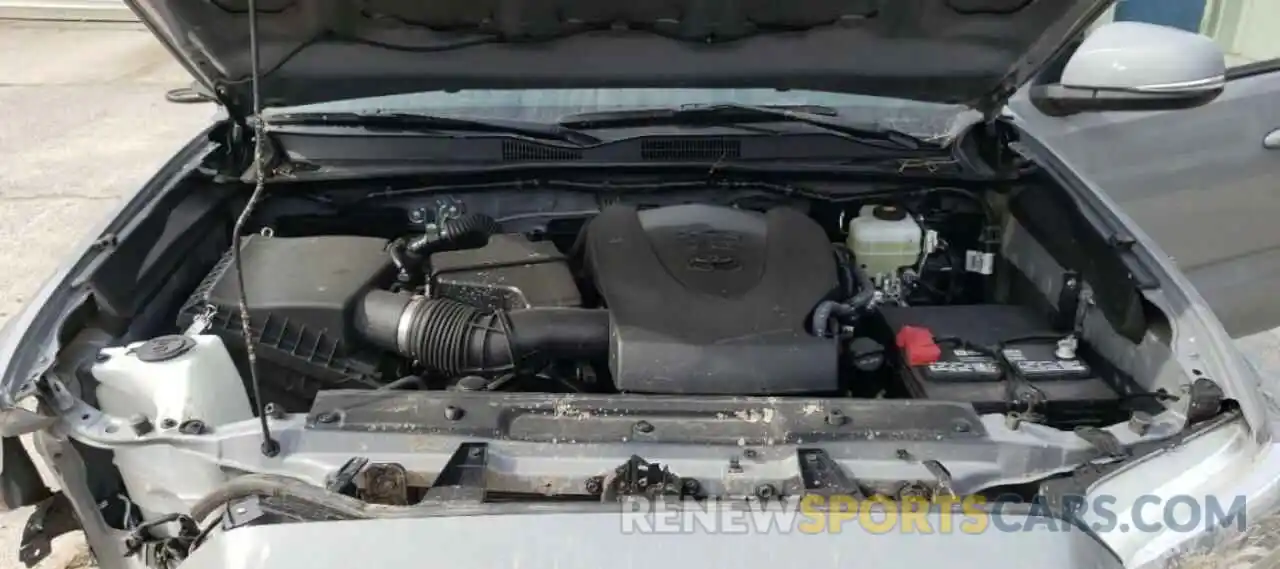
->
[
  {"left": 355, "top": 290, "right": 609, "bottom": 375},
  {"left": 404, "top": 213, "right": 502, "bottom": 256}
]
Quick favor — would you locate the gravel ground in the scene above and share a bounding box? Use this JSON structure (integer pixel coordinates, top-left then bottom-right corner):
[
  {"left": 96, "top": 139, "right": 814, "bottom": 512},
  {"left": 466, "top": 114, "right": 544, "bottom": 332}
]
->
[
  {"left": 0, "top": 19, "right": 213, "bottom": 569},
  {"left": 1, "top": 18, "right": 1279, "bottom": 569}
]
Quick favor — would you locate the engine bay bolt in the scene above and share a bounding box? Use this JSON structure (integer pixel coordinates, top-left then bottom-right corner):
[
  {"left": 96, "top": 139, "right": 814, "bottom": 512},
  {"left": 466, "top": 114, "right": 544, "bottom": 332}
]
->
[
  {"left": 824, "top": 409, "right": 847, "bottom": 426},
  {"left": 895, "top": 449, "right": 912, "bottom": 461},
  {"left": 128, "top": 414, "right": 153, "bottom": 436},
  {"left": 742, "top": 449, "right": 758, "bottom": 459},
  {"left": 159, "top": 418, "right": 178, "bottom": 430},
  {"left": 1128, "top": 411, "right": 1153, "bottom": 435},
  {"left": 584, "top": 477, "right": 603, "bottom": 495},
  {"left": 754, "top": 484, "right": 778, "bottom": 500},
  {"left": 443, "top": 406, "right": 465, "bottom": 421},
  {"left": 178, "top": 420, "right": 207, "bottom": 435},
  {"left": 952, "top": 419, "right": 972, "bottom": 433},
  {"left": 315, "top": 411, "right": 339, "bottom": 424},
  {"left": 633, "top": 420, "right": 655, "bottom": 434},
  {"left": 1004, "top": 413, "right": 1022, "bottom": 430},
  {"left": 727, "top": 457, "right": 743, "bottom": 474},
  {"left": 263, "top": 403, "right": 284, "bottom": 419}
]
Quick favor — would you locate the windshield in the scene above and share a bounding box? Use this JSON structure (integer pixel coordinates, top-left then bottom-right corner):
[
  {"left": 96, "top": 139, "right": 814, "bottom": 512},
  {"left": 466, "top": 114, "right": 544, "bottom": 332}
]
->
[{"left": 266, "top": 89, "right": 976, "bottom": 144}]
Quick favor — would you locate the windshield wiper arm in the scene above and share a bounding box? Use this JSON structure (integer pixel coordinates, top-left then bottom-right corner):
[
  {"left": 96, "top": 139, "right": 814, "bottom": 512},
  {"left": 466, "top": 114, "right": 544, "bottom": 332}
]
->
[
  {"left": 267, "top": 111, "right": 602, "bottom": 146},
  {"left": 558, "top": 103, "right": 930, "bottom": 151}
]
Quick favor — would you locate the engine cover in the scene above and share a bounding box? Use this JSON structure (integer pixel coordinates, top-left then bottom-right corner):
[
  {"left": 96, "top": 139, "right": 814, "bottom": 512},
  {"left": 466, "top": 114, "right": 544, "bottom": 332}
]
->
[{"left": 585, "top": 204, "right": 839, "bottom": 394}]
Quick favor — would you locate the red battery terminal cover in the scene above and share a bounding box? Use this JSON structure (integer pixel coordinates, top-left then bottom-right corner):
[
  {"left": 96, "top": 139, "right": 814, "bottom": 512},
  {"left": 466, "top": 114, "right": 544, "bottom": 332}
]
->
[{"left": 896, "top": 325, "right": 941, "bottom": 366}]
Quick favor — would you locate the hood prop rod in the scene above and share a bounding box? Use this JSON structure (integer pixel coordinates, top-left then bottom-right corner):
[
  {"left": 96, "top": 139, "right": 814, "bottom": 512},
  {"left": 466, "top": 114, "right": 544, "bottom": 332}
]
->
[{"left": 234, "top": 0, "right": 279, "bottom": 457}]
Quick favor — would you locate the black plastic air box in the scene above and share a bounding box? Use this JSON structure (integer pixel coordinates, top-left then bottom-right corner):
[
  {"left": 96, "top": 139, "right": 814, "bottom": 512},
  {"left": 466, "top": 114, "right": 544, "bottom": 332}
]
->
[
  {"left": 431, "top": 233, "right": 581, "bottom": 310},
  {"left": 177, "top": 235, "right": 395, "bottom": 401}
]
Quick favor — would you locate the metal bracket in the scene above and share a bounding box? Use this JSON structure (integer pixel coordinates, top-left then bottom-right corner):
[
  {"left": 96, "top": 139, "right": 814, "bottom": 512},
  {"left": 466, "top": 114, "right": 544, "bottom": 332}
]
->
[
  {"left": 1056, "top": 271, "right": 1082, "bottom": 332},
  {"left": 422, "top": 443, "right": 488, "bottom": 503},
  {"left": 922, "top": 459, "right": 958, "bottom": 499},
  {"left": 1074, "top": 426, "right": 1127, "bottom": 459},
  {"left": 222, "top": 496, "right": 266, "bottom": 531},
  {"left": 1186, "top": 378, "right": 1225, "bottom": 425},
  {"left": 361, "top": 463, "right": 409, "bottom": 506},
  {"left": 325, "top": 456, "right": 369, "bottom": 496},
  {"left": 797, "top": 449, "right": 862, "bottom": 498},
  {"left": 19, "top": 492, "right": 80, "bottom": 567},
  {"left": 601, "top": 455, "right": 691, "bottom": 501}
]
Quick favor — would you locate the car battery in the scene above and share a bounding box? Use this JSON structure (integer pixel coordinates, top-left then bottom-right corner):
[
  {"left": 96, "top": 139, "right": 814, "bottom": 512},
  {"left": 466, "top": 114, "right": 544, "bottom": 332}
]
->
[{"left": 878, "top": 304, "right": 1121, "bottom": 420}]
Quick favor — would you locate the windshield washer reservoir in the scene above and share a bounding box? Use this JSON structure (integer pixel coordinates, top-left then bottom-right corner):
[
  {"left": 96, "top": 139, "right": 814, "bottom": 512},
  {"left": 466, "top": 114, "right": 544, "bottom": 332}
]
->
[{"left": 92, "top": 334, "right": 253, "bottom": 518}]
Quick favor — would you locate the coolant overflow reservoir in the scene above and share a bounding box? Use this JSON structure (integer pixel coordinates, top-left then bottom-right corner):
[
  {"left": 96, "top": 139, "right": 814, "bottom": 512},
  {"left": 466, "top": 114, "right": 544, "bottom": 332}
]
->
[{"left": 847, "top": 205, "right": 923, "bottom": 281}]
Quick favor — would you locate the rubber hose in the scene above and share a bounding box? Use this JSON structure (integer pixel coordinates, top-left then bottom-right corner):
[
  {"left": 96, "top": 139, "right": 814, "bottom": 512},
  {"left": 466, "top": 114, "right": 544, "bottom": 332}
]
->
[
  {"left": 833, "top": 245, "right": 857, "bottom": 299},
  {"left": 387, "top": 237, "right": 413, "bottom": 282},
  {"left": 506, "top": 308, "right": 611, "bottom": 362},
  {"left": 405, "top": 213, "right": 502, "bottom": 256},
  {"left": 356, "top": 291, "right": 610, "bottom": 375},
  {"left": 810, "top": 265, "right": 879, "bottom": 337},
  {"left": 164, "top": 87, "right": 214, "bottom": 104},
  {"left": 811, "top": 300, "right": 860, "bottom": 338},
  {"left": 190, "top": 474, "right": 373, "bottom": 524}
]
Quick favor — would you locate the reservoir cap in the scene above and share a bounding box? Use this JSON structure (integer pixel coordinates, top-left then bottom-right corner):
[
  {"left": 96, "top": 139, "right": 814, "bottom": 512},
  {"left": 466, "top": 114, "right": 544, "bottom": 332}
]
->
[
  {"left": 872, "top": 205, "right": 908, "bottom": 221},
  {"left": 135, "top": 335, "right": 196, "bottom": 362}
]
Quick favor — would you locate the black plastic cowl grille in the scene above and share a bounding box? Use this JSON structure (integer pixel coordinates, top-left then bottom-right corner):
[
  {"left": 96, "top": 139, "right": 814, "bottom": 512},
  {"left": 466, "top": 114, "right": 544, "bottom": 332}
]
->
[
  {"left": 499, "top": 137, "right": 744, "bottom": 162},
  {"left": 501, "top": 140, "right": 583, "bottom": 161},
  {"left": 641, "top": 138, "right": 741, "bottom": 161}
]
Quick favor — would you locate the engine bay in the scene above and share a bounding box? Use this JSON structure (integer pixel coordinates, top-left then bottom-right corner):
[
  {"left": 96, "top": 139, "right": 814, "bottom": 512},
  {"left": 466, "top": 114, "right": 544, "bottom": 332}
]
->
[
  {"left": 154, "top": 183, "right": 1142, "bottom": 429},
  {"left": 43, "top": 171, "right": 1223, "bottom": 559}
]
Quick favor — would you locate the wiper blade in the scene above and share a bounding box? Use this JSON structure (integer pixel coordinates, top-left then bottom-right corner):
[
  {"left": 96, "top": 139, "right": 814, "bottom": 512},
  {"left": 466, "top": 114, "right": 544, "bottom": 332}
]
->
[
  {"left": 267, "top": 111, "right": 602, "bottom": 146},
  {"left": 558, "top": 103, "right": 929, "bottom": 150}
]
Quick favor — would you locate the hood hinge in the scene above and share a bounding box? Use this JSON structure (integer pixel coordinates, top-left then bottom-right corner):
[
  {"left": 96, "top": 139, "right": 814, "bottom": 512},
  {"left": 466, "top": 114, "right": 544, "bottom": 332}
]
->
[
  {"left": 237, "top": 120, "right": 285, "bottom": 182},
  {"left": 206, "top": 119, "right": 282, "bottom": 181},
  {"left": 979, "top": 78, "right": 1020, "bottom": 124}
]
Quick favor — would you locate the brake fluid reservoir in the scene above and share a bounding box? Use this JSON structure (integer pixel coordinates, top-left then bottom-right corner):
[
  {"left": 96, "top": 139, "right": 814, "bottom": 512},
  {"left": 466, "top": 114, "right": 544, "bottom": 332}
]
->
[
  {"left": 847, "top": 205, "right": 923, "bottom": 281},
  {"left": 92, "top": 335, "right": 252, "bottom": 518}
]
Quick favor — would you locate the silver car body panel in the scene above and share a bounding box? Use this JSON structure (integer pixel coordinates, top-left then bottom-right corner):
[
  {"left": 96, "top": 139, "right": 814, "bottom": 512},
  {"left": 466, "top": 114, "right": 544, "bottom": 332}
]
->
[{"left": 178, "top": 509, "right": 1124, "bottom": 569}]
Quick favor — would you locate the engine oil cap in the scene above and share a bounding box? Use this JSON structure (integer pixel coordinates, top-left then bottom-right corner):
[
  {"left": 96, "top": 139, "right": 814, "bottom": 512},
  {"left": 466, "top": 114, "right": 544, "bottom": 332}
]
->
[{"left": 135, "top": 335, "right": 196, "bottom": 362}]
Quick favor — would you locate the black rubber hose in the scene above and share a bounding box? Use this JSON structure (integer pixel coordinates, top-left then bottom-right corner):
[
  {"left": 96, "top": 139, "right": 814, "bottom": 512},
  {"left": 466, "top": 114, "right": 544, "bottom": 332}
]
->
[
  {"left": 810, "top": 258, "right": 879, "bottom": 337},
  {"left": 356, "top": 290, "right": 610, "bottom": 375},
  {"left": 506, "top": 308, "right": 611, "bottom": 363},
  {"left": 833, "top": 244, "right": 857, "bottom": 299},
  {"left": 190, "top": 474, "right": 372, "bottom": 524},
  {"left": 811, "top": 301, "right": 861, "bottom": 338},
  {"left": 404, "top": 213, "right": 502, "bottom": 256},
  {"left": 387, "top": 237, "right": 413, "bottom": 282}
]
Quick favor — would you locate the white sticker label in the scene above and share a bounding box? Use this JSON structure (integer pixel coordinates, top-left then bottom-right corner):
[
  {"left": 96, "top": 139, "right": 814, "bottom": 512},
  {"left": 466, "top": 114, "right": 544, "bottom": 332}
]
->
[
  {"left": 1015, "top": 360, "right": 1089, "bottom": 374},
  {"left": 928, "top": 361, "right": 1001, "bottom": 374},
  {"left": 965, "top": 250, "right": 995, "bottom": 275},
  {"left": 924, "top": 230, "right": 940, "bottom": 254}
]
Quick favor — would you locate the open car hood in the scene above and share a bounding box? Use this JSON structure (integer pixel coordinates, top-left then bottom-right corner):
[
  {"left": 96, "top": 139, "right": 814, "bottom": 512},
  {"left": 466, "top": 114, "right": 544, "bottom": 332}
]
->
[{"left": 129, "top": 0, "right": 1111, "bottom": 119}]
